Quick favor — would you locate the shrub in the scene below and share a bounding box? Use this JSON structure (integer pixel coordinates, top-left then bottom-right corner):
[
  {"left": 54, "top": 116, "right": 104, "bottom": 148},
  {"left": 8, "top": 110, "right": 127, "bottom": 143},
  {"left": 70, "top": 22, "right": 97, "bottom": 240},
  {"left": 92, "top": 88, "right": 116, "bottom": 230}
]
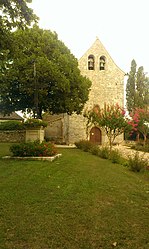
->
[
  {"left": 0, "top": 121, "right": 24, "bottom": 130},
  {"left": 75, "top": 140, "right": 94, "bottom": 152},
  {"left": 90, "top": 145, "right": 101, "bottom": 156},
  {"left": 131, "top": 143, "right": 149, "bottom": 153},
  {"left": 99, "top": 146, "right": 110, "bottom": 159},
  {"left": 24, "top": 118, "right": 47, "bottom": 129},
  {"left": 127, "top": 152, "right": 148, "bottom": 172},
  {"left": 110, "top": 149, "right": 122, "bottom": 164},
  {"left": 10, "top": 140, "right": 57, "bottom": 157}
]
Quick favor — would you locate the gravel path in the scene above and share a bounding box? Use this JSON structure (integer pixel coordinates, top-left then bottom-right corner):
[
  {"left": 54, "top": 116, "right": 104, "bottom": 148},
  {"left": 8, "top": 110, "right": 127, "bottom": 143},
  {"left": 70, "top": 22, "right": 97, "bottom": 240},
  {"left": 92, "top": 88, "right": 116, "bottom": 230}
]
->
[{"left": 114, "top": 145, "right": 149, "bottom": 161}]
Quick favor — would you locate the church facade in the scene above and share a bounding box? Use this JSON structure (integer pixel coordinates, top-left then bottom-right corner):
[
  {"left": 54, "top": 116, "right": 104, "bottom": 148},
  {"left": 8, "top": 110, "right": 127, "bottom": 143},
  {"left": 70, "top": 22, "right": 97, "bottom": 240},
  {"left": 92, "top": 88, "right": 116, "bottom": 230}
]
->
[{"left": 44, "top": 38, "right": 125, "bottom": 145}]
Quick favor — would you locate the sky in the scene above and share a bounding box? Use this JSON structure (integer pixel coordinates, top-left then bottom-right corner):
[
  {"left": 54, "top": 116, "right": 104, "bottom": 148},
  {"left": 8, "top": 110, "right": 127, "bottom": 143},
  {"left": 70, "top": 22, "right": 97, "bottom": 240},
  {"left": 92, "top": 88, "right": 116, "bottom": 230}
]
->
[{"left": 30, "top": 0, "right": 149, "bottom": 75}]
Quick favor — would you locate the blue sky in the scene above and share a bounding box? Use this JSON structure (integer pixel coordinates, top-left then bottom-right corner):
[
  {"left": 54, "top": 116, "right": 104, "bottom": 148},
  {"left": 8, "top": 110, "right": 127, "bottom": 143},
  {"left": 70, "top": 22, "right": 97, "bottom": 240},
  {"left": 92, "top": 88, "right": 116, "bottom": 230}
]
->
[{"left": 30, "top": 0, "right": 149, "bottom": 74}]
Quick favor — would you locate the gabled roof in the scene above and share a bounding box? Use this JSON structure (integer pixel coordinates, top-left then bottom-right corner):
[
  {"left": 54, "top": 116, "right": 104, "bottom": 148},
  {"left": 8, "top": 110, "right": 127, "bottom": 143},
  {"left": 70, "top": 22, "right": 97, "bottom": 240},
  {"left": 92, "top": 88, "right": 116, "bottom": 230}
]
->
[
  {"left": 0, "top": 112, "right": 23, "bottom": 120},
  {"left": 79, "top": 37, "right": 125, "bottom": 74}
]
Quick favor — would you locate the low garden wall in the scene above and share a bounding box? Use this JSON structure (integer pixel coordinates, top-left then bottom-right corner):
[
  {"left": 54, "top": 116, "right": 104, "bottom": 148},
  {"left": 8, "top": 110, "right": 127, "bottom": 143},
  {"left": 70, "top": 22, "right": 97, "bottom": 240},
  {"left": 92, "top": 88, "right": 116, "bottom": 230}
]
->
[{"left": 0, "top": 130, "right": 25, "bottom": 143}]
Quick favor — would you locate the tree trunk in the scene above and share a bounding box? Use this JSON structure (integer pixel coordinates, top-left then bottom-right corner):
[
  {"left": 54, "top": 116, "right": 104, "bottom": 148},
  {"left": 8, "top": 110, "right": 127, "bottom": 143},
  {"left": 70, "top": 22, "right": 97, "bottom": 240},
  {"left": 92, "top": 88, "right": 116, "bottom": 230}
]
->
[
  {"left": 143, "top": 134, "right": 147, "bottom": 146},
  {"left": 136, "top": 132, "right": 140, "bottom": 143}
]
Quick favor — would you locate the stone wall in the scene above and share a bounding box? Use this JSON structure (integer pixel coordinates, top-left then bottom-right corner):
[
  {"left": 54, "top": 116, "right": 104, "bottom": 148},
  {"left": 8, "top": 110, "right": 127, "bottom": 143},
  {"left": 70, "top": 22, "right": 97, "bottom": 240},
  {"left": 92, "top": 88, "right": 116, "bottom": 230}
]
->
[{"left": 0, "top": 130, "right": 25, "bottom": 143}]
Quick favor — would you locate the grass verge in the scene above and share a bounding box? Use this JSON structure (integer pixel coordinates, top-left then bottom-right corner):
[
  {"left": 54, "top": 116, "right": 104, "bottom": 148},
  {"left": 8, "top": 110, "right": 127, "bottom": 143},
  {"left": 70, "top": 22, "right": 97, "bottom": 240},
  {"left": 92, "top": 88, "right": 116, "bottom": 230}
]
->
[{"left": 0, "top": 143, "right": 149, "bottom": 249}]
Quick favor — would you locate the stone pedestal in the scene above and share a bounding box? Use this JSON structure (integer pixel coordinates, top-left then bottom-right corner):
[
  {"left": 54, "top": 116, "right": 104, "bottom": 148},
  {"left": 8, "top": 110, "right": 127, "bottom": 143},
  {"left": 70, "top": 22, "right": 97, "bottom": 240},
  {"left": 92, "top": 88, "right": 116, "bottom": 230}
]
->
[{"left": 25, "top": 127, "right": 44, "bottom": 143}]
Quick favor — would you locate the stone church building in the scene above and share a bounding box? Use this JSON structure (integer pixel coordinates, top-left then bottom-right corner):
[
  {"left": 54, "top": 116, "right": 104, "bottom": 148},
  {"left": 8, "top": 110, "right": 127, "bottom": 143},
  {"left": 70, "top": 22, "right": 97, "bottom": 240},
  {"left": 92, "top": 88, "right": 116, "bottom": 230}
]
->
[{"left": 43, "top": 37, "right": 125, "bottom": 145}]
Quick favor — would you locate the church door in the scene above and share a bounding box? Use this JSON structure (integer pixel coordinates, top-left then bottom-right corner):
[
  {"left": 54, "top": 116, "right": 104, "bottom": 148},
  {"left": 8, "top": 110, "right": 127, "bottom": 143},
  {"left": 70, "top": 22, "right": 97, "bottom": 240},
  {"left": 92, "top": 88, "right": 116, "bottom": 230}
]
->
[{"left": 90, "top": 127, "right": 102, "bottom": 144}]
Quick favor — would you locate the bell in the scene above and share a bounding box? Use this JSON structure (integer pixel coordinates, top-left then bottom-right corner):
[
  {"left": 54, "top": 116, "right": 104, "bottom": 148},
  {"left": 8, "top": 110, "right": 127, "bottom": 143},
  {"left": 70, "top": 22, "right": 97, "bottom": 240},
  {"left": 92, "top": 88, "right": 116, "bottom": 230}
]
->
[
  {"left": 89, "top": 60, "right": 94, "bottom": 67},
  {"left": 100, "top": 62, "right": 104, "bottom": 67}
]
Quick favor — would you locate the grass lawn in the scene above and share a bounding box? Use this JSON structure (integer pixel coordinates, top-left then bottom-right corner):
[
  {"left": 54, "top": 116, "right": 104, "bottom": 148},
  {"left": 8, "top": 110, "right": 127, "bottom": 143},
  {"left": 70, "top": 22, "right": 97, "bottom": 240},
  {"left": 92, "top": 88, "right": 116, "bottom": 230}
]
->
[{"left": 0, "top": 143, "right": 149, "bottom": 249}]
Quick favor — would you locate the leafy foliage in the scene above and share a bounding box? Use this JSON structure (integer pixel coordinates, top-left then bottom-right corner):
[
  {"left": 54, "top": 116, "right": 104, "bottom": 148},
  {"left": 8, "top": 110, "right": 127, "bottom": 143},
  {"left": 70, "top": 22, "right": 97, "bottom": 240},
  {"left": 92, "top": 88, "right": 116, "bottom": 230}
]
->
[
  {"left": 98, "top": 146, "right": 110, "bottom": 159},
  {"left": 0, "top": 120, "right": 24, "bottom": 130},
  {"left": 75, "top": 140, "right": 94, "bottom": 152},
  {"left": 0, "top": 0, "right": 38, "bottom": 113},
  {"left": 128, "top": 108, "right": 149, "bottom": 145},
  {"left": 130, "top": 143, "right": 149, "bottom": 153},
  {"left": 0, "top": 0, "right": 38, "bottom": 30},
  {"left": 10, "top": 140, "right": 57, "bottom": 157},
  {"left": 126, "top": 59, "right": 136, "bottom": 113},
  {"left": 75, "top": 140, "right": 124, "bottom": 164},
  {"left": 126, "top": 60, "right": 149, "bottom": 113},
  {"left": 128, "top": 152, "right": 148, "bottom": 172},
  {"left": 109, "top": 149, "right": 122, "bottom": 164},
  {"left": 0, "top": 25, "right": 91, "bottom": 117},
  {"left": 24, "top": 118, "right": 47, "bottom": 128}
]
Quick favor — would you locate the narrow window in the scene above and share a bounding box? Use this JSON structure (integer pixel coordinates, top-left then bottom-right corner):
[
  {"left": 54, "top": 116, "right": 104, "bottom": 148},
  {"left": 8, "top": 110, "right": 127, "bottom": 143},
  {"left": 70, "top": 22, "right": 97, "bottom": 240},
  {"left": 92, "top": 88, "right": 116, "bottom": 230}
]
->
[
  {"left": 99, "top": 56, "right": 106, "bottom": 70},
  {"left": 88, "top": 55, "right": 94, "bottom": 70}
]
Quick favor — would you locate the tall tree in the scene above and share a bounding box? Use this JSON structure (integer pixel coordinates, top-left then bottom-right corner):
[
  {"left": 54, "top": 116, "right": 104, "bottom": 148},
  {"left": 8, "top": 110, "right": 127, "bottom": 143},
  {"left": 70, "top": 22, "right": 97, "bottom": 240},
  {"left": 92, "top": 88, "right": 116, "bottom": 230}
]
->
[
  {"left": 126, "top": 59, "right": 137, "bottom": 113},
  {"left": 0, "top": 25, "right": 91, "bottom": 118},
  {"left": 0, "top": 0, "right": 37, "bottom": 30},
  {"left": 136, "top": 66, "right": 149, "bottom": 108},
  {"left": 0, "top": 0, "right": 37, "bottom": 53},
  {"left": 126, "top": 59, "right": 149, "bottom": 114},
  {"left": 0, "top": 0, "right": 38, "bottom": 105}
]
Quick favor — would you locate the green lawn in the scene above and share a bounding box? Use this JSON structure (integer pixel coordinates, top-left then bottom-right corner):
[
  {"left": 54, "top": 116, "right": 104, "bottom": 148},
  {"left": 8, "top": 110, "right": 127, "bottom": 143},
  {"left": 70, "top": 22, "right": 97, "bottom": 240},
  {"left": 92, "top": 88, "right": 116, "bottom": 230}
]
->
[{"left": 0, "top": 143, "right": 149, "bottom": 249}]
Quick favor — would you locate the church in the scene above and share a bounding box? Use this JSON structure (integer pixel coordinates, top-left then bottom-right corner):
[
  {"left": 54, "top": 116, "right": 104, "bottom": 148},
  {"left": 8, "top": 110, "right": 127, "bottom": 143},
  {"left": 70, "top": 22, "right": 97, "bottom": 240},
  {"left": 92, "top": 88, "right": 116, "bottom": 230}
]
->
[{"left": 43, "top": 37, "right": 125, "bottom": 145}]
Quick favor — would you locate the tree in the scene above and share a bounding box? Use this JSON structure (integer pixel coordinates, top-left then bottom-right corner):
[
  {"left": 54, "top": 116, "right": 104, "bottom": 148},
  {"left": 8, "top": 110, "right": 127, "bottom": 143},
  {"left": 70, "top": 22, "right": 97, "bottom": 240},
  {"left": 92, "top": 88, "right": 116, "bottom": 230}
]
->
[
  {"left": 0, "top": 1, "right": 38, "bottom": 55},
  {"left": 85, "top": 103, "right": 128, "bottom": 151},
  {"left": 136, "top": 67, "right": 149, "bottom": 108},
  {"left": 126, "top": 59, "right": 149, "bottom": 114},
  {"left": 129, "top": 108, "right": 149, "bottom": 145},
  {"left": 126, "top": 59, "right": 137, "bottom": 113},
  {"left": 0, "top": 25, "right": 91, "bottom": 118},
  {"left": 0, "top": 0, "right": 37, "bottom": 30},
  {"left": 0, "top": 0, "right": 38, "bottom": 104}
]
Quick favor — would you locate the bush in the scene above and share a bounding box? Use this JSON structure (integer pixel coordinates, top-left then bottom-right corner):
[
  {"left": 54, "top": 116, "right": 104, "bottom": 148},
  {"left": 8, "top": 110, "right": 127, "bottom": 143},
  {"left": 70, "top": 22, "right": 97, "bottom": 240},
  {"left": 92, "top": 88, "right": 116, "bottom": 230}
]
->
[
  {"left": 110, "top": 149, "right": 122, "bottom": 164},
  {"left": 127, "top": 152, "right": 148, "bottom": 172},
  {"left": 131, "top": 143, "right": 149, "bottom": 153},
  {"left": 0, "top": 121, "right": 24, "bottom": 131},
  {"left": 99, "top": 146, "right": 110, "bottom": 159},
  {"left": 24, "top": 118, "right": 47, "bottom": 129},
  {"left": 10, "top": 140, "right": 57, "bottom": 157},
  {"left": 75, "top": 140, "right": 94, "bottom": 152},
  {"left": 90, "top": 145, "right": 101, "bottom": 156}
]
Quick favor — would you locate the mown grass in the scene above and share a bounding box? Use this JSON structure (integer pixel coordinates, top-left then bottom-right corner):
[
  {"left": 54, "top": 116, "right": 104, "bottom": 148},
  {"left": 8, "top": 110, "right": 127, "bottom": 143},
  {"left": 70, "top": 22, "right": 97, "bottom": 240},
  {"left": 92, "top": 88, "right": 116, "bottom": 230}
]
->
[{"left": 0, "top": 143, "right": 149, "bottom": 249}]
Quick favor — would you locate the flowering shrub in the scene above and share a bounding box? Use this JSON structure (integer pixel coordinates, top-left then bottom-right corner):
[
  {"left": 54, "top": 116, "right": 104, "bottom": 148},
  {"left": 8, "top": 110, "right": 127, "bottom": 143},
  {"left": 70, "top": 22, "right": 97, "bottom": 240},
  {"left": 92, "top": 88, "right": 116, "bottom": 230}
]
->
[
  {"left": 10, "top": 140, "right": 57, "bottom": 157},
  {"left": 23, "top": 118, "right": 47, "bottom": 129},
  {"left": 129, "top": 108, "right": 149, "bottom": 145}
]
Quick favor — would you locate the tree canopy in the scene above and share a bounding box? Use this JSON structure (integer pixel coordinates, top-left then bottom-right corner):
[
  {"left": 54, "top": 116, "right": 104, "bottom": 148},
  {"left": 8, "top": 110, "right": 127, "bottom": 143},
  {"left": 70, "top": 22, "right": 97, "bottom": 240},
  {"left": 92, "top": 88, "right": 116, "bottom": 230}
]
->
[
  {"left": 0, "top": 0, "right": 37, "bottom": 51},
  {"left": 128, "top": 108, "right": 149, "bottom": 145},
  {"left": 0, "top": 25, "right": 91, "bottom": 118},
  {"left": 0, "top": 0, "right": 37, "bottom": 30},
  {"left": 0, "top": 0, "right": 38, "bottom": 102},
  {"left": 126, "top": 59, "right": 149, "bottom": 113}
]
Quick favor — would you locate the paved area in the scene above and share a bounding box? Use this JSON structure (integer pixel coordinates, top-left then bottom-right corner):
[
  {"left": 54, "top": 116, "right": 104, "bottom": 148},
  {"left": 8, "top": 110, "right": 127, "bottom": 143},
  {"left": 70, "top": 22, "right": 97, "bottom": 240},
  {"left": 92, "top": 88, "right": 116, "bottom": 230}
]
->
[{"left": 114, "top": 145, "right": 149, "bottom": 161}]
